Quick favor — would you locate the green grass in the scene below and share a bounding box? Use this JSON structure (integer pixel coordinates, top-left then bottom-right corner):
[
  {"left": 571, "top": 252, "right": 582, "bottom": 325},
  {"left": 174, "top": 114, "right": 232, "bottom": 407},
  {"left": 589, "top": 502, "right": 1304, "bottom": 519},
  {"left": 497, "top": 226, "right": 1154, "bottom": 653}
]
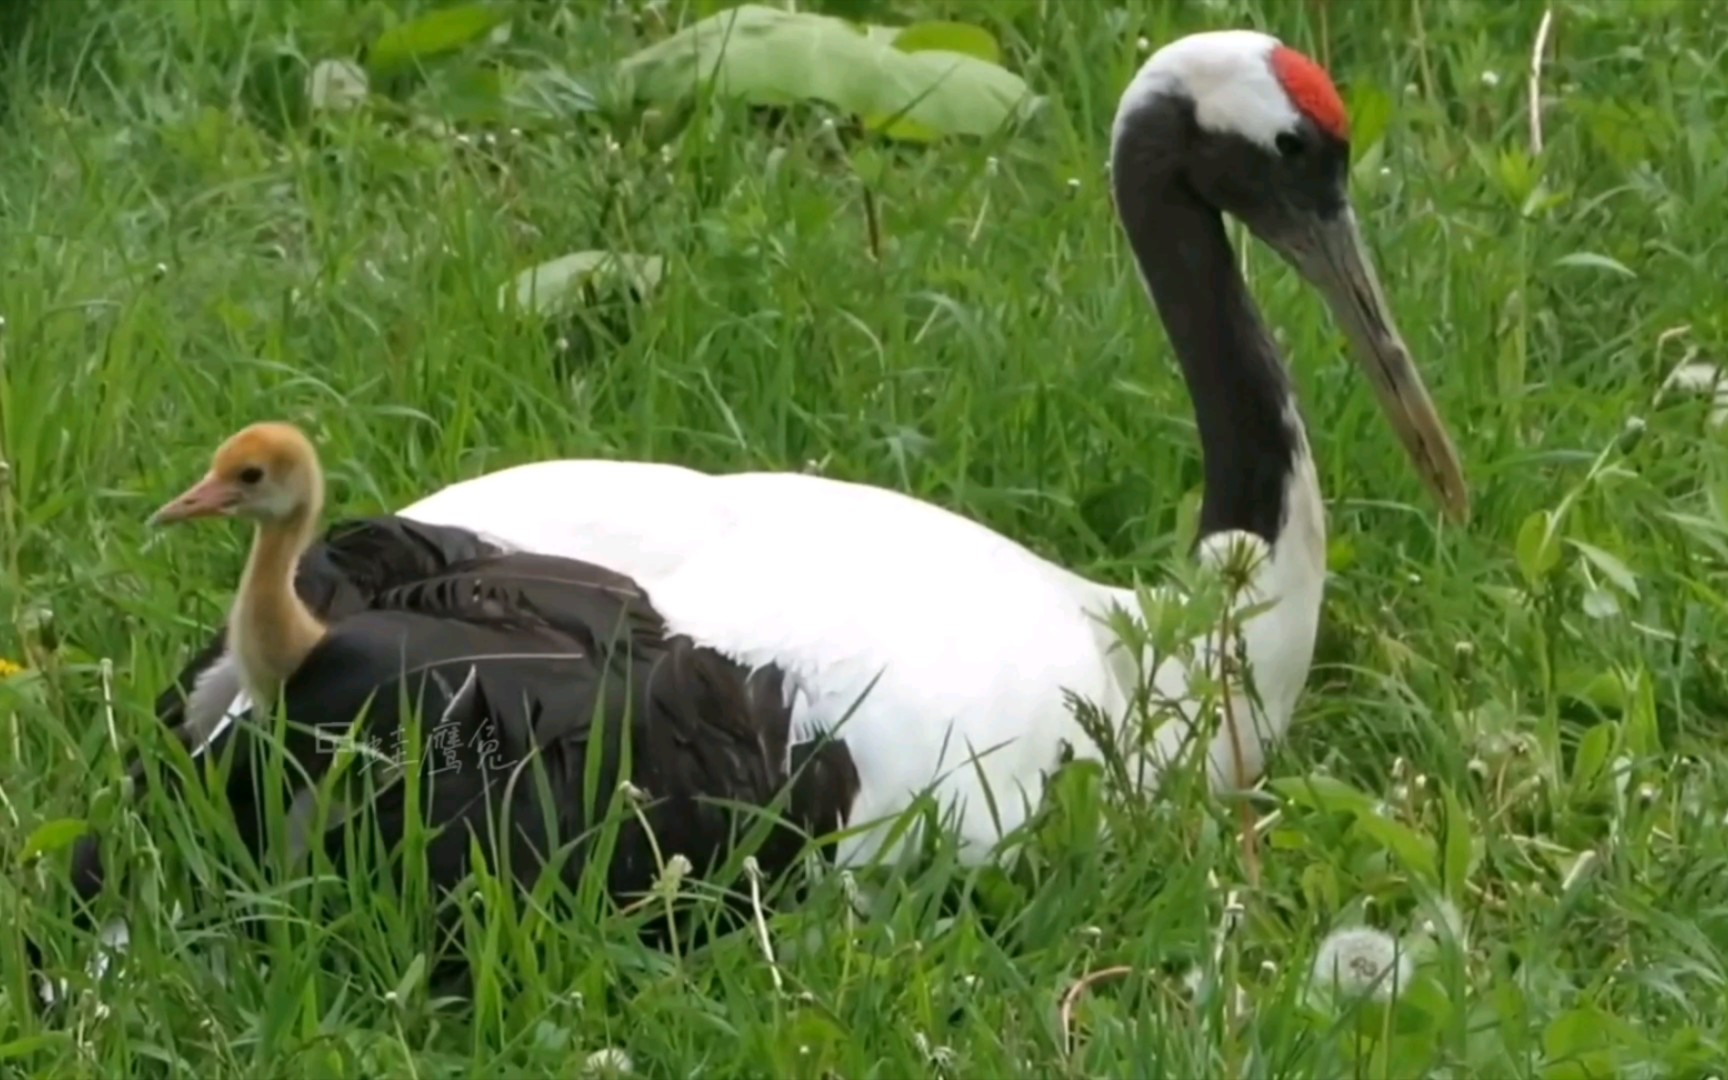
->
[{"left": 4, "top": 0, "right": 1728, "bottom": 1074}]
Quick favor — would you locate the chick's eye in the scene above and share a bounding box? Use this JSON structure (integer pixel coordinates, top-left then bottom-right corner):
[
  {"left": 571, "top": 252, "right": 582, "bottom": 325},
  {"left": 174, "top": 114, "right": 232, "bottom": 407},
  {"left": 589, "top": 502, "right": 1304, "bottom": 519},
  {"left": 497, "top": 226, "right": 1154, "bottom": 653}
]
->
[
  {"left": 238, "top": 466, "right": 264, "bottom": 485},
  {"left": 1275, "top": 131, "right": 1305, "bottom": 158}
]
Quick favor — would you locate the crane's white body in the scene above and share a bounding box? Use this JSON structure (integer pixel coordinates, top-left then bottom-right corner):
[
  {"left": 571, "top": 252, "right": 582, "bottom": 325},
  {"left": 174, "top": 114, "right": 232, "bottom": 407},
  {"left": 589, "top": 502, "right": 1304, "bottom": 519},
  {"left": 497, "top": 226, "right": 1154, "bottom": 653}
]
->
[{"left": 397, "top": 446, "right": 1327, "bottom": 866}]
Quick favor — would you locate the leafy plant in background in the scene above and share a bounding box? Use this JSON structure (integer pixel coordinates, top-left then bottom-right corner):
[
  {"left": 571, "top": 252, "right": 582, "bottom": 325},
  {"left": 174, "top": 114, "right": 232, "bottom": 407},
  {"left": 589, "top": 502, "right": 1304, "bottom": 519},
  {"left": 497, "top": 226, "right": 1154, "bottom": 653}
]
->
[
  {"left": 614, "top": 3, "right": 1039, "bottom": 143},
  {"left": 281, "top": 1, "right": 1037, "bottom": 332}
]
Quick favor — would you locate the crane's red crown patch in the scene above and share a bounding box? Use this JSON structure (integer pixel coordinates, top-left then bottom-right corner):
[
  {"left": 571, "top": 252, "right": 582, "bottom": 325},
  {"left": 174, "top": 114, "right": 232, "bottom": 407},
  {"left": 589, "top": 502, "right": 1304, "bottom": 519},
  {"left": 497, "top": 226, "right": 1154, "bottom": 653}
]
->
[{"left": 1270, "top": 45, "right": 1348, "bottom": 139}]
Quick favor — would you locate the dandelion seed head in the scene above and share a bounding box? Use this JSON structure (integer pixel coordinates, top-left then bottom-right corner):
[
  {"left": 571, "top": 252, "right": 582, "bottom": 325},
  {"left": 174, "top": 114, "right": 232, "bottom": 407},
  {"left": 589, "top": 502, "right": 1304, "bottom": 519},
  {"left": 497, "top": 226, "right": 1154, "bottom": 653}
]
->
[
  {"left": 1310, "top": 926, "right": 1410, "bottom": 1002},
  {"left": 1196, "top": 529, "right": 1270, "bottom": 589},
  {"left": 583, "top": 1047, "right": 634, "bottom": 1076},
  {"left": 655, "top": 853, "right": 692, "bottom": 892}
]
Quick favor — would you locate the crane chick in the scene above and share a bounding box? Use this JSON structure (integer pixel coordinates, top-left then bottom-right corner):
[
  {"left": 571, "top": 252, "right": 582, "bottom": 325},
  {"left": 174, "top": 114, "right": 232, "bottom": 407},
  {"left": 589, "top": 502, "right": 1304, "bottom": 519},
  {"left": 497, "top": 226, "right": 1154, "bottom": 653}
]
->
[{"left": 150, "top": 422, "right": 330, "bottom": 706}]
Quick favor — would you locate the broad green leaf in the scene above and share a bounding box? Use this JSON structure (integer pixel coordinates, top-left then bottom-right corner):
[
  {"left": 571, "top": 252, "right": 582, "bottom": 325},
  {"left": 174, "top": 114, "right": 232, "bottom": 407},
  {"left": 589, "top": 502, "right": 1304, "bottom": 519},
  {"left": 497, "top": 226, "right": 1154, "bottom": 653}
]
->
[
  {"left": 1325, "top": 535, "right": 1357, "bottom": 573},
  {"left": 617, "top": 4, "right": 1039, "bottom": 142},
  {"left": 1543, "top": 1005, "right": 1640, "bottom": 1077},
  {"left": 891, "top": 20, "right": 1001, "bottom": 65},
  {"left": 21, "top": 817, "right": 90, "bottom": 861},
  {"left": 0, "top": 1035, "right": 68, "bottom": 1061},
  {"left": 393, "top": 953, "right": 427, "bottom": 1003},
  {"left": 1493, "top": 146, "right": 1538, "bottom": 205},
  {"left": 500, "top": 252, "right": 666, "bottom": 318},
  {"left": 1570, "top": 721, "right": 1616, "bottom": 791},
  {"left": 1553, "top": 251, "right": 1636, "bottom": 279},
  {"left": 1522, "top": 183, "right": 1570, "bottom": 219},
  {"left": 1515, "top": 509, "right": 1561, "bottom": 587},
  {"left": 1299, "top": 860, "right": 1340, "bottom": 912},
  {"left": 368, "top": 3, "right": 507, "bottom": 78},
  {"left": 1269, "top": 773, "right": 1378, "bottom": 816},
  {"left": 1346, "top": 82, "right": 1393, "bottom": 161},
  {"left": 1567, "top": 539, "right": 1639, "bottom": 598},
  {"left": 1562, "top": 668, "right": 1627, "bottom": 711},
  {"left": 1624, "top": 665, "right": 1660, "bottom": 758},
  {"left": 780, "top": 1008, "right": 847, "bottom": 1069},
  {"left": 1352, "top": 812, "right": 1439, "bottom": 883},
  {"left": 1276, "top": 773, "right": 1438, "bottom": 882},
  {"left": 419, "top": 66, "right": 508, "bottom": 124},
  {"left": 1440, "top": 781, "right": 1474, "bottom": 900}
]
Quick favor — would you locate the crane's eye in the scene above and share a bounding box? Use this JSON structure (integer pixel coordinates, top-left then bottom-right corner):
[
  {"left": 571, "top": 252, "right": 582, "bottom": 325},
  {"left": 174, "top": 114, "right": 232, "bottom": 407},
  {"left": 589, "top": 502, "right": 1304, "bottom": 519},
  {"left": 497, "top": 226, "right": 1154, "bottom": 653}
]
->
[
  {"left": 238, "top": 466, "right": 264, "bottom": 485},
  {"left": 1275, "top": 131, "right": 1305, "bottom": 158}
]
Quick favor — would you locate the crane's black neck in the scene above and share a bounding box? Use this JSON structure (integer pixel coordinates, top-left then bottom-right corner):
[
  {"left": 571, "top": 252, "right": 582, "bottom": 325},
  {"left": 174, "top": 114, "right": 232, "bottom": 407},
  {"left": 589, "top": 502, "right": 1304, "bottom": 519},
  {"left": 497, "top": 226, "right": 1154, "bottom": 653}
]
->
[{"left": 1111, "top": 122, "right": 1303, "bottom": 548}]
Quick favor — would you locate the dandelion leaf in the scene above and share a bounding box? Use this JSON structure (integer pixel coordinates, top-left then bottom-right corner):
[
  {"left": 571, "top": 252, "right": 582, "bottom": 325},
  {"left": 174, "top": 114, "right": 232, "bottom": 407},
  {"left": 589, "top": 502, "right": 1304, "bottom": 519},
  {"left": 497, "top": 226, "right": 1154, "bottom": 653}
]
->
[{"left": 617, "top": 4, "right": 1040, "bottom": 141}]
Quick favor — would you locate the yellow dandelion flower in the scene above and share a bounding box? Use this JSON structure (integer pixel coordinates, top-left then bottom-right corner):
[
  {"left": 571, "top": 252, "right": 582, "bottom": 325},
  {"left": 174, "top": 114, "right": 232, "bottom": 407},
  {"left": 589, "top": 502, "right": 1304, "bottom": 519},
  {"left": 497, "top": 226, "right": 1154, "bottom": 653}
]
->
[{"left": 0, "top": 657, "right": 23, "bottom": 679}]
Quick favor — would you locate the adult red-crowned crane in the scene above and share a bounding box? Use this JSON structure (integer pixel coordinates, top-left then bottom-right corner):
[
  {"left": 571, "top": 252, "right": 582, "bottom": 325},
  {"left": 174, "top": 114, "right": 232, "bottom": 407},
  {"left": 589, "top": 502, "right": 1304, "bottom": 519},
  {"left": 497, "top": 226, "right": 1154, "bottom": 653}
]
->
[
  {"left": 89, "top": 29, "right": 1468, "bottom": 930},
  {"left": 176, "top": 29, "right": 1463, "bottom": 862}
]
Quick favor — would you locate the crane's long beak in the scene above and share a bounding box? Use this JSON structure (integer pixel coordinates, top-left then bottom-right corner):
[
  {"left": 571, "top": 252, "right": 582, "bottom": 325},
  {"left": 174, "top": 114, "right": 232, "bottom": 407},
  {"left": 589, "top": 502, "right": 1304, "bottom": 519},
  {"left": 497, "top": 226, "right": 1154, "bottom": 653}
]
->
[
  {"left": 149, "top": 472, "right": 239, "bottom": 527},
  {"left": 1285, "top": 207, "right": 1469, "bottom": 525}
]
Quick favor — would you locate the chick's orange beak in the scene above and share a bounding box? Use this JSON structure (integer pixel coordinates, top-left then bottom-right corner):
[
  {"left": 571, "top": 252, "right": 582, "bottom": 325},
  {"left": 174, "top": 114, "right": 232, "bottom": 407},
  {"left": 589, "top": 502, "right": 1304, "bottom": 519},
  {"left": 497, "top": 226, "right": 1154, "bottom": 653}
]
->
[{"left": 149, "top": 473, "right": 240, "bottom": 527}]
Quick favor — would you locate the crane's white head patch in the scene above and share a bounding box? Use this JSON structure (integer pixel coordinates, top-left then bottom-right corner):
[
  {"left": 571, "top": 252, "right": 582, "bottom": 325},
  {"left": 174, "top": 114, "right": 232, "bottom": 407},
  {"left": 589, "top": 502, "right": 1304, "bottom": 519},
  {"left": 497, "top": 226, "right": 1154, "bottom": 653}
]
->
[{"left": 1114, "top": 30, "right": 1349, "bottom": 151}]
